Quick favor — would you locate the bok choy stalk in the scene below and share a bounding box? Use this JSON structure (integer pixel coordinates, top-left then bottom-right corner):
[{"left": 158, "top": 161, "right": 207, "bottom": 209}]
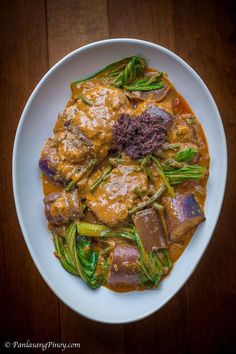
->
[
  {"left": 76, "top": 222, "right": 136, "bottom": 241},
  {"left": 54, "top": 223, "right": 109, "bottom": 288},
  {"left": 53, "top": 233, "right": 78, "bottom": 275},
  {"left": 76, "top": 236, "right": 109, "bottom": 287},
  {"left": 133, "top": 226, "right": 172, "bottom": 288},
  {"left": 165, "top": 165, "right": 206, "bottom": 184}
]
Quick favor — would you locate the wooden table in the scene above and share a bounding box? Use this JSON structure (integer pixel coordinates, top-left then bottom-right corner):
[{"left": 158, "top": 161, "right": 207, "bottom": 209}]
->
[{"left": 1, "top": 1, "right": 235, "bottom": 353}]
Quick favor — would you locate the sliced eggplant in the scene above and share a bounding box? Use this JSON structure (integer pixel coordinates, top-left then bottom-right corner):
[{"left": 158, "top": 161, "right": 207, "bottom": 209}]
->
[
  {"left": 39, "top": 138, "right": 66, "bottom": 185},
  {"left": 107, "top": 241, "right": 140, "bottom": 286},
  {"left": 145, "top": 103, "right": 174, "bottom": 130},
  {"left": 132, "top": 208, "right": 168, "bottom": 251},
  {"left": 163, "top": 193, "right": 205, "bottom": 241}
]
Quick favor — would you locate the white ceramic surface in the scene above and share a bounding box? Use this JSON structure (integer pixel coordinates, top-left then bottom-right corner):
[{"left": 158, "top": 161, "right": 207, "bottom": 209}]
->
[{"left": 12, "top": 38, "right": 227, "bottom": 324}]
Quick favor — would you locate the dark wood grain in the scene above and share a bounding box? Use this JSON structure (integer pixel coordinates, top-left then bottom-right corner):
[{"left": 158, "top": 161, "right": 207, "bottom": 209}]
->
[
  {"left": 0, "top": 0, "right": 61, "bottom": 345},
  {"left": 0, "top": 0, "right": 235, "bottom": 353},
  {"left": 109, "top": 0, "right": 175, "bottom": 50},
  {"left": 46, "top": 0, "right": 109, "bottom": 66},
  {"left": 173, "top": 1, "right": 236, "bottom": 353}
]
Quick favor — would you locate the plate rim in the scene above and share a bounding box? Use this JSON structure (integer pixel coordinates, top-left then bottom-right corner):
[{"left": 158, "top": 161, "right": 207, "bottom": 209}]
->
[{"left": 12, "top": 38, "right": 228, "bottom": 324}]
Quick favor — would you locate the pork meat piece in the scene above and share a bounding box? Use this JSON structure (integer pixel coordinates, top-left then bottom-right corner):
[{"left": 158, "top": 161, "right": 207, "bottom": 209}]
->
[
  {"left": 86, "top": 163, "right": 148, "bottom": 227},
  {"left": 44, "top": 190, "right": 83, "bottom": 226},
  {"left": 39, "top": 83, "right": 130, "bottom": 185},
  {"left": 39, "top": 126, "right": 94, "bottom": 185}
]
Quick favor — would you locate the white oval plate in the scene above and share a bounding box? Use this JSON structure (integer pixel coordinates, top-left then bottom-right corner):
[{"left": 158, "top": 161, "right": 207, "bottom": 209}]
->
[{"left": 13, "top": 39, "right": 227, "bottom": 324}]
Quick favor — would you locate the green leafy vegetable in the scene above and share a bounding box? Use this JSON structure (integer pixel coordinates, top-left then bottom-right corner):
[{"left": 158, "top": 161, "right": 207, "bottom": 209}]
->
[
  {"left": 124, "top": 83, "right": 164, "bottom": 91},
  {"left": 162, "top": 143, "right": 180, "bottom": 151},
  {"left": 54, "top": 224, "right": 108, "bottom": 288},
  {"left": 71, "top": 56, "right": 145, "bottom": 87},
  {"left": 175, "top": 147, "right": 198, "bottom": 163},
  {"left": 63, "top": 223, "right": 108, "bottom": 288},
  {"left": 77, "top": 95, "right": 93, "bottom": 106},
  {"left": 89, "top": 165, "right": 112, "bottom": 192},
  {"left": 76, "top": 235, "right": 109, "bottom": 288},
  {"left": 54, "top": 222, "right": 172, "bottom": 289},
  {"left": 152, "top": 202, "right": 169, "bottom": 239},
  {"left": 133, "top": 186, "right": 146, "bottom": 198},
  {"left": 65, "top": 159, "right": 97, "bottom": 192},
  {"left": 137, "top": 154, "right": 155, "bottom": 184},
  {"left": 71, "top": 56, "right": 134, "bottom": 85},
  {"left": 132, "top": 166, "right": 142, "bottom": 172},
  {"left": 165, "top": 165, "right": 207, "bottom": 184},
  {"left": 53, "top": 234, "right": 78, "bottom": 275},
  {"left": 113, "top": 56, "right": 146, "bottom": 88},
  {"left": 158, "top": 249, "right": 172, "bottom": 270},
  {"left": 76, "top": 237, "right": 98, "bottom": 277},
  {"left": 81, "top": 200, "right": 87, "bottom": 211},
  {"left": 124, "top": 72, "right": 164, "bottom": 91},
  {"left": 109, "top": 157, "right": 125, "bottom": 166},
  {"left": 144, "top": 166, "right": 155, "bottom": 184},
  {"left": 139, "top": 154, "right": 151, "bottom": 168},
  {"left": 129, "top": 184, "right": 166, "bottom": 215},
  {"left": 133, "top": 226, "right": 171, "bottom": 288},
  {"left": 186, "top": 117, "right": 195, "bottom": 125},
  {"left": 161, "top": 158, "right": 184, "bottom": 171},
  {"left": 151, "top": 156, "right": 175, "bottom": 197}
]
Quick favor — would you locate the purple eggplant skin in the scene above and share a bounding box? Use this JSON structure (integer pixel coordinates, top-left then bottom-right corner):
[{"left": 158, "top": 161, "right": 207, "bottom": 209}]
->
[
  {"left": 163, "top": 193, "right": 206, "bottom": 241},
  {"left": 39, "top": 156, "right": 57, "bottom": 179},
  {"left": 126, "top": 85, "right": 170, "bottom": 104},
  {"left": 146, "top": 103, "right": 174, "bottom": 130},
  {"left": 39, "top": 156, "right": 67, "bottom": 185},
  {"left": 39, "top": 137, "right": 68, "bottom": 185},
  {"left": 44, "top": 190, "right": 83, "bottom": 226},
  {"left": 107, "top": 241, "right": 140, "bottom": 287},
  {"left": 132, "top": 208, "right": 168, "bottom": 251}
]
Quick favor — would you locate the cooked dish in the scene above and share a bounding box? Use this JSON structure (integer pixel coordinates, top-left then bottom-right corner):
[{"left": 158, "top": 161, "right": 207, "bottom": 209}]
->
[{"left": 39, "top": 56, "right": 209, "bottom": 292}]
